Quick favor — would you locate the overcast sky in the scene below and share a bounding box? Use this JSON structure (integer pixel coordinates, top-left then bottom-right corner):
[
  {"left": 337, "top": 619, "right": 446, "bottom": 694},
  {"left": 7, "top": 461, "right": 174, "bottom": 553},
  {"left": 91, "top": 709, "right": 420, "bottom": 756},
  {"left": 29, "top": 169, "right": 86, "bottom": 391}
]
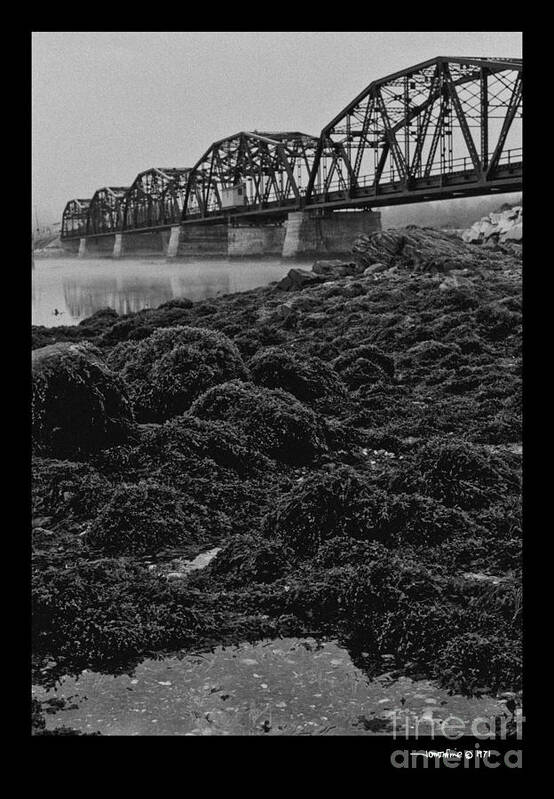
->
[{"left": 32, "top": 31, "right": 522, "bottom": 225}]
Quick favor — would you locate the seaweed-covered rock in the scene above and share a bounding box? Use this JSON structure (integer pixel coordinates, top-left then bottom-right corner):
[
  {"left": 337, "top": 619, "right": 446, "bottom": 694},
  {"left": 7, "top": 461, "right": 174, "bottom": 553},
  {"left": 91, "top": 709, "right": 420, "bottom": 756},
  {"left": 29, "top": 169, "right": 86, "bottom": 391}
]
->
[
  {"left": 32, "top": 342, "right": 134, "bottom": 458},
  {"left": 248, "top": 346, "right": 347, "bottom": 411},
  {"left": 277, "top": 268, "right": 323, "bottom": 291},
  {"left": 263, "top": 466, "right": 390, "bottom": 555},
  {"left": 475, "top": 302, "right": 521, "bottom": 341},
  {"left": 86, "top": 479, "right": 229, "bottom": 555},
  {"left": 390, "top": 437, "right": 520, "bottom": 510},
  {"left": 352, "top": 225, "right": 513, "bottom": 272},
  {"left": 312, "top": 260, "right": 359, "bottom": 278},
  {"left": 189, "top": 380, "right": 327, "bottom": 465},
  {"left": 132, "top": 415, "right": 271, "bottom": 477},
  {"left": 105, "top": 326, "right": 249, "bottom": 422},
  {"left": 32, "top": 456, "right": 114, "bottom": 523},
  {"left": 433, "top": 632, "right": 522, "bottom": 695},
  {"left": 403, "top": 340, "right": 463, "bottom": 370},
  {"left": 157, "top": 297, "right": 193, "bottom": 311},
  {"left": 332, "top": 344, "right": 394, "bottom": 389},
  {"left": 334, "top": 343, "right": 394, "bottom": 377},
  {"left": 78, "top": 307, "right": 120, "bottom": 331},
  {"left": 209, "top": 534, "right": 292, "bottom": 586},
  {"left": 386, "top": 493, "right": 475, "bottom": 545}
]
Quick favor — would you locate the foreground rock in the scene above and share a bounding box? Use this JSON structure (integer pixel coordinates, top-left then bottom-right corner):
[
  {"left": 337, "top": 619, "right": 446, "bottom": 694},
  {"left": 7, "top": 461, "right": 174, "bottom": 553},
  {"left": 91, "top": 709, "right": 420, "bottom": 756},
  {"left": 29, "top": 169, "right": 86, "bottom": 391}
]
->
[
  {"left": 312, "top": 260, "right": 361, "bottom": 279},
  {"left": 277, "top": 268, "right": 324, "bottom": 291},
  {"left": 352, "top": 225, "right": 512, "bottom": 273},
  {"left": 32, "top": 342, "right": 134, "bottom": 458},
  {"left": 106, "top": 326, "right": 249, "bottom": 422},
  {"left": 189, "top": 379, "right": 328, "bottom": 465}
]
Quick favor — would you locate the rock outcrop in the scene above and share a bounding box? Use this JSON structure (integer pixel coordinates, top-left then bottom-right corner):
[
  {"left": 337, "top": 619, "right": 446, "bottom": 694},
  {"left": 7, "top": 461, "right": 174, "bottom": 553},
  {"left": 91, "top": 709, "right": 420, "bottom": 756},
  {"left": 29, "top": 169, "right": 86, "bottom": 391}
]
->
[
  {"left": 462, "top": 206, "right": 522, "bottom": 244},
  {"left": 352, "top": 225, "right": 510, "bottom": 273}
]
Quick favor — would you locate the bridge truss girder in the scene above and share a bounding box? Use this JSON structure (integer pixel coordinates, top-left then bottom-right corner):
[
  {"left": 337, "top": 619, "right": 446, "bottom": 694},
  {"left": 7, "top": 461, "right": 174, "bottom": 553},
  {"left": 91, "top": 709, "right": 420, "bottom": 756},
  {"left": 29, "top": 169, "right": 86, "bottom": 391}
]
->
[
  {"left": 123, "top": 167, "right": 191, "bottom": 231},
  {"left": 61, "top": 198, "right": 91, "bottom": 239},
  {"left": 86, "top": 187, "right": 129, "bottom": 236},
  {"left": 305, "top": 56, "right": 522, "bottom": 203},
  {"left": 182, "top": 131, "right": 319, "bottom": 220}
]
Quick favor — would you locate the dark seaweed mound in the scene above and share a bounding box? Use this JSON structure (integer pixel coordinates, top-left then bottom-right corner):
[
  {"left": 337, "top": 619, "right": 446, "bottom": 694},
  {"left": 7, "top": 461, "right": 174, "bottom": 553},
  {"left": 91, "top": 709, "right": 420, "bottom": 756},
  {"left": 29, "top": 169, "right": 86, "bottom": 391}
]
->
[
  {"left": 332, "top": 343, "right": 395, "bottom": 389},
  {"left": 390, "top": 437, "right": 520, "bottom": 510},
  {"left": 32, "top": 342, "right": 134, "bottom": 458},
  {"left": 105, "top": 326, "right": 249, "bottom": 422},
  {"left": 263, "top": 466, "right": 390, "bottom": 555},
  {"left": 248, "top": 346, "right": 347, "bottom": 411},
  {"left": 189, "top": 380, "right": 328, "bottom": 465},
  {"left": 86, "top": 479, "right": 230, "bottom": 556},
  {"left": 31, "top": 229, "right": 522, "bottom": 706},
  {"left": 209, "top": 534, "right": 293, "bottom": 586}
]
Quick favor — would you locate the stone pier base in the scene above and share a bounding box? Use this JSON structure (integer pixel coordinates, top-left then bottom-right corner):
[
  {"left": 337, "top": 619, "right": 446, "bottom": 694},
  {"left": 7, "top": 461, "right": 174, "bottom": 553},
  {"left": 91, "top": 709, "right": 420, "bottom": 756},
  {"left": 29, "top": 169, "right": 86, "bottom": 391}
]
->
[
  {"left": 112, "top": 234, "right": 124, "bottom": 258},
  {"left": 282, "top": 210, "right": 381, "bottom": 258},
  {"left": 166, "top": 225, "right": 182, "bottom": 258},
  {"left": 78, "top": 235, "right": 115, "bottom": 258},
  {"left": 116, "top": 231, "right": 167, "bottom": 257},
  {"left": 176, "top": 223, "right": 229, "bottom": 256},
  {"left": 71, "top": 210, "right": 382, "bottom": 260},
  {"left": 228, "top": 225, "right": 285, "bottom": 257}
]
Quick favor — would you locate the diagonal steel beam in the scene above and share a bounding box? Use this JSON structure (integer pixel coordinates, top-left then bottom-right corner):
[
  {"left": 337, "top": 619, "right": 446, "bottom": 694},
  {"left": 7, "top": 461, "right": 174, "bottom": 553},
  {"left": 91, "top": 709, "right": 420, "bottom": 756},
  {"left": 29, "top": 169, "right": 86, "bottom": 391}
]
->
[
  {"left": 443, "top": 62, "right": 481, "bottom": 171},
  {"left": 486, "top": 73, "right": 522, "bottom": 177}
]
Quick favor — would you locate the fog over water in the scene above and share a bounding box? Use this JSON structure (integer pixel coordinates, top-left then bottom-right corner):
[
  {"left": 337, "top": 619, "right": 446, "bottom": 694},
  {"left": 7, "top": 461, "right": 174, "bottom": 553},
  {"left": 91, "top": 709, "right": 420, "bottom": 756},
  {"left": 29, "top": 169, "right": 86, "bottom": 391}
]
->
[{"left": 32, "top": 258, "right": 304, "bottom": 327}]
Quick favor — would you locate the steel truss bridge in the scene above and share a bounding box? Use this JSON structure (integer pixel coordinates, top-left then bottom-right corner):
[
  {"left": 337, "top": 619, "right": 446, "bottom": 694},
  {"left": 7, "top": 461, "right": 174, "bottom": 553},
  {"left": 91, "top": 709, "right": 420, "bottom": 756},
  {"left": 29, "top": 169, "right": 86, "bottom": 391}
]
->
[{"left": 61, "top": 56, "right": 522, "bottom": 240}]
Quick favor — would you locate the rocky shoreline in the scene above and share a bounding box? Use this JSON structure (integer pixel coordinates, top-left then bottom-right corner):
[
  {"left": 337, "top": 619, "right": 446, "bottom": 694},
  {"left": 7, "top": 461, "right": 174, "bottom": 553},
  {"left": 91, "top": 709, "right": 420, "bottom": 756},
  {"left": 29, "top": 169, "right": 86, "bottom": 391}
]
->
[{"left": 31, "top": 226, "right": 522, "bottom": 734}]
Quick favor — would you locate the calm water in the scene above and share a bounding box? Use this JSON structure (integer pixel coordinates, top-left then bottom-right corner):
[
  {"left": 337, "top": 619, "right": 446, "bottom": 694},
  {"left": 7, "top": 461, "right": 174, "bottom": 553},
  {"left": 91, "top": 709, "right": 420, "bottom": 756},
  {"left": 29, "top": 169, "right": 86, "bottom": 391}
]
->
[
  {"left": 33, "top": 637, "right": 514, "bottom": 736},
  {"left": 32, "top": 257, "right": 307, "bottom": 328}
]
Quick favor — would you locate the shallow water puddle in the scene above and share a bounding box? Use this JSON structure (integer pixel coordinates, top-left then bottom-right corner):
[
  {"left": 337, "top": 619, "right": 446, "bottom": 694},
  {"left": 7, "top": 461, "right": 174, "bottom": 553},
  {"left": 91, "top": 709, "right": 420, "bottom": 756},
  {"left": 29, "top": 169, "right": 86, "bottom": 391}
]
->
[
  {"left": 147, "top": 547, "right": 221, "bottom": 580},
  {"left": 32, "top": 638, "right": 513, "bottom": 736}
]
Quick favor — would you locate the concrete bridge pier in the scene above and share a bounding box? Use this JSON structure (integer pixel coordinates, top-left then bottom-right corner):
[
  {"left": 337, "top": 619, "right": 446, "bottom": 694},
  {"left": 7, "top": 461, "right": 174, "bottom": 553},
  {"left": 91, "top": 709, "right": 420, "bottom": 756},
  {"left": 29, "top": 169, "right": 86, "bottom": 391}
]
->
[
  {"left": 113, "top": 234, "right": 124, "bottom": 258},
  {"left": 176, "top": 223, "right": 229, "bottom": 257},
  {"left": 78, "top": 235, "right": 115, "bottom": 258},
  {"left": 166, "top": 225, "right": 182, "bottom": 258},
  {"left": 228, "top": 224, "right": 286, "bottom": 257},
  {"left": 282, "top": 209, "right": 381, "bottom": 258},
  {"left": 114, "top": 231, "right": 167, "bottom": 258}
]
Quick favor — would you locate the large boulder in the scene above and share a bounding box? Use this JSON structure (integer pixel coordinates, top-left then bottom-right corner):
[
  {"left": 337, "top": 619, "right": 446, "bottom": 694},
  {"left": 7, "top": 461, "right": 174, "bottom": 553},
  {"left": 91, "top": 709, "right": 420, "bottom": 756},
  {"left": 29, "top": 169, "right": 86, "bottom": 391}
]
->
[
  {"left": 503, "top": 223, "right": 522, "bottom": 242},
  {"left": 462, "top": 206, "right": 523, "bottom": 245},
  {"left": 105, "top": 326, "right": 249, "bottom": 422},
  {"left": 32, "top": 342, "right": 134, "bottom": 458},
  {"left": 312, "top": 260, "right": 359, "bottom": 278},
  {"left": 276, "top": 268, "right": 323, "bottom": 292},
  {"left": 353, "top": 225, "right": 510, "bottom": 272},
  {"left": 189, "top": 380, "right": 328, "bottom": 465}
]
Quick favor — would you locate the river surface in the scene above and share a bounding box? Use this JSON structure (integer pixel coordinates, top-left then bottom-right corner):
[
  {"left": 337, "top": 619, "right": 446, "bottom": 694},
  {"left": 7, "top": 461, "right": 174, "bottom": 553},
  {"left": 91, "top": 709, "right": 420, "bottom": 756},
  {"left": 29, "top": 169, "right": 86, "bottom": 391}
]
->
[
  {"left": 32, "top": 257, "right": 307, "bottom": 328},
  {"left": 33, "top": 637, "right": 514, "bottom": 737}
]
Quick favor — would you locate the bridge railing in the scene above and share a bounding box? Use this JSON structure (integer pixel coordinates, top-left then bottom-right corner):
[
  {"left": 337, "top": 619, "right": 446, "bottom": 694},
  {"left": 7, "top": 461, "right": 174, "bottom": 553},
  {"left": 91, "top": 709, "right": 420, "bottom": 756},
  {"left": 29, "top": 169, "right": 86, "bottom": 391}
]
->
[{"left": 311, "top": 148, "right": 522, "bottom": 198}]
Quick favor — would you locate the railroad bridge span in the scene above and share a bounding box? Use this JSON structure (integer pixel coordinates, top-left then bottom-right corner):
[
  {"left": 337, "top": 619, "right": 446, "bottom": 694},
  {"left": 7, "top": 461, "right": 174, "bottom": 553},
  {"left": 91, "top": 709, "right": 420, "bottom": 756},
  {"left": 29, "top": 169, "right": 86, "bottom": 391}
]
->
[{"left": 60, "top": 56, "right": 522, "bottom": 259}]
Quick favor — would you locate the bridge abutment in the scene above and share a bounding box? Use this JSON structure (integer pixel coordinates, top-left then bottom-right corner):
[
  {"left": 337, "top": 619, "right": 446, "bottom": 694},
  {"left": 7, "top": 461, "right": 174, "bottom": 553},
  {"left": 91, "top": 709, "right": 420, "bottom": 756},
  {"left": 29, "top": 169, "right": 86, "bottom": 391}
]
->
[{"left": 282, "top": 209, "right": 381, "bottom": 258}]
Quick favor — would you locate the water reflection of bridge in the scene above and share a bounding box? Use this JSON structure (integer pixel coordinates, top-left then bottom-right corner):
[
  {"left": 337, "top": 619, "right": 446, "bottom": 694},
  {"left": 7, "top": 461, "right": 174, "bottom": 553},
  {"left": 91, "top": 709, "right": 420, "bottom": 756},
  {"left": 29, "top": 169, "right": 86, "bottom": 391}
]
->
[{"left": 61, "top": 269, "right": 237, "bottom": 320}]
